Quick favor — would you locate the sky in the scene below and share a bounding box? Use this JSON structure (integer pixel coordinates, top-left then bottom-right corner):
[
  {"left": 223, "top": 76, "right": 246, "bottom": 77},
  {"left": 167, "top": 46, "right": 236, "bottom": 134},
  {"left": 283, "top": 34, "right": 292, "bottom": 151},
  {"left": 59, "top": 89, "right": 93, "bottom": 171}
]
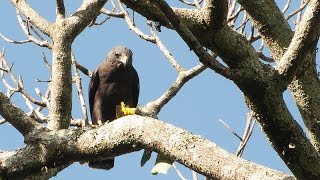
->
[{"left": 0, "top": 1, "right": 318, "bottom": 179}]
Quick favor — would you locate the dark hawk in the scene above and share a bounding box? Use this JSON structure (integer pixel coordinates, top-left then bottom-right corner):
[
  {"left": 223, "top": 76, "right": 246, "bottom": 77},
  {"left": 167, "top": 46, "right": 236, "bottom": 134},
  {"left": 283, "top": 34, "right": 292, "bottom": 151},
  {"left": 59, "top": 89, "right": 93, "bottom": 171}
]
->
[{"left": 88, "top": 46, "right": 139, "bottom": 170}]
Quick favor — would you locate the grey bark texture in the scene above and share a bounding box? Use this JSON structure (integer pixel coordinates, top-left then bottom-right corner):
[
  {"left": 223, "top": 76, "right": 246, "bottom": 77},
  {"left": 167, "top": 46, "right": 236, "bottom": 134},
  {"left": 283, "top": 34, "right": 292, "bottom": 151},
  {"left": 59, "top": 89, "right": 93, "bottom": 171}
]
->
[{"left": 0, "top": 0, "right": 319, "bottom": 179}]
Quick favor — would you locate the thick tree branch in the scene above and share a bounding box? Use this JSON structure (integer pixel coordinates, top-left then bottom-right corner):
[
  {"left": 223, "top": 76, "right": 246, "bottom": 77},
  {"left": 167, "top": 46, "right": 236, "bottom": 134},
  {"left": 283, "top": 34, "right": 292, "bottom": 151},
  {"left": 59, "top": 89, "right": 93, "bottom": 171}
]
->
[
  {"left": 239, "top": 0, "right": 320, "bottom": 152},
  {"left": 237, "top": 0, "right": 292, "bottom": 59},
  {"left": 0, "top": 92, "right": 42, "bottom": 135},
  {"left": 0, "top": 115, "right": 293, "bottom": 179},
  {"left": 66, "top": 0, "right": 108, "bottom": 40},
  {"left": 276, "top": 0, "right": 320, "bottom": 85},
  {"left": 121, "top": 0, "right": 214, "bottom": 47},
  {"left": 47, "top": 0, "right": 109, "bottom": 129},
  {"left": 235, "top": 75, "right": 320, "bottom": 179},
  {"left": 10, "top": 0, "right": 53, "bottom": 37},
  {"left": 56, "top": 0, "right": 66, "bottom": 20},
  {"left": 205, "top": 0, "right": 228, "bottom": 29},
  {"left": 48, "top": 35, "right": 72, "bottom": 129}
]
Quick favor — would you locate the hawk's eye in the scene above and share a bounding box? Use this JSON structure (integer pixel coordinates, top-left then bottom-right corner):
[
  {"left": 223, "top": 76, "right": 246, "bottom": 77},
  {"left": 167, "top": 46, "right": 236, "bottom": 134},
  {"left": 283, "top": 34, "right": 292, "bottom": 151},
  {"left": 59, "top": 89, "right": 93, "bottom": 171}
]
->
[{"left": 115, "top": 52, "right": 120, "bottom": 58}]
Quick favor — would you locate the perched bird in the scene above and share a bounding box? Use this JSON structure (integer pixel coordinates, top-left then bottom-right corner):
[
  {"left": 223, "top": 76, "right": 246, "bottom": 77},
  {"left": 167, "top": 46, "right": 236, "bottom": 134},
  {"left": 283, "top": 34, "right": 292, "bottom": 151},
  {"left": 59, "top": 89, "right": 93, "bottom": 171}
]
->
[{"left": 88, "top": 46, "right": 139, "bottom": 170}]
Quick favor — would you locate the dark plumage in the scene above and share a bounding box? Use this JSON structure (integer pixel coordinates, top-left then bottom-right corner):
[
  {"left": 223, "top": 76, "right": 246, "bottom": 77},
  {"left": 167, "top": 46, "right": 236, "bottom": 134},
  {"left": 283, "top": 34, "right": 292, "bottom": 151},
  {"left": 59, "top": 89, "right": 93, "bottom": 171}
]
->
[{"left": 88, "top": 46, "right": 139, "bottom": 170}]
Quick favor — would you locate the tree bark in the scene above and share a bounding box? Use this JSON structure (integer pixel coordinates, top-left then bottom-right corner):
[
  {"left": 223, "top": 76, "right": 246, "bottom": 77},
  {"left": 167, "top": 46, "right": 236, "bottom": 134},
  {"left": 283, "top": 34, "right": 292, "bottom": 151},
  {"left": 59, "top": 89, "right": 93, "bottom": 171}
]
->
[
  {"left": 0, "top": 115, "right": 294, "bottom": 180},
  {"left": 238, "top": 0, "right": 320, "bottom": 152}
]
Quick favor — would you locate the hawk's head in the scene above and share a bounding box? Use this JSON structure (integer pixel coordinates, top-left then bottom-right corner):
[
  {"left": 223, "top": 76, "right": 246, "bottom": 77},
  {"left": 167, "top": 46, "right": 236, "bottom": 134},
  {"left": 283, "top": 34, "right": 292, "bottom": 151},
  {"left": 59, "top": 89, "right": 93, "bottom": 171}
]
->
[{"left": 107, "top": 46, "right": 133, "bottom": 68}]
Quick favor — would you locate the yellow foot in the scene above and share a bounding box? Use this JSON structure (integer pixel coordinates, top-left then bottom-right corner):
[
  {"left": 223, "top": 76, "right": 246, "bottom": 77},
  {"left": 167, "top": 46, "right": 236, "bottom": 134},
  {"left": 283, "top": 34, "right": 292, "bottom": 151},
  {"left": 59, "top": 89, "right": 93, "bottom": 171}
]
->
[{"left": 116, "top": 102, "right": 136, "bottom": 118}]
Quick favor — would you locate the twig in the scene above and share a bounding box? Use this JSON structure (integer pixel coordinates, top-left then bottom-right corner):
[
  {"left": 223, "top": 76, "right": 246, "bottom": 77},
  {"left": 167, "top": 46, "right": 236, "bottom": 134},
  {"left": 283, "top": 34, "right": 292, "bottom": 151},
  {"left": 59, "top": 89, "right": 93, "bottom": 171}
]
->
[
  {"left": 172, "top": 163, "right": 187, "bottom": 180},
  {"left": 71, "top": 53, "right": 89, "bottom": 126},
  {"left": 179, "top": 0, "right": 203, "bottom": 7},
  {"left": 41, "top": 51, "right": 52, "bottom": 71},
  {"left": 236, "top": 111, "right": 256, "bottom": 157},
  {"left": 147, "top": 20, "right": 184, "bottom": 72},
  {"left": 75, "top": 61, "right": 91, "bottom": 77},
  {"left": 282, "top": 0, "right": 292, "bottom": 14},
  {"left": 118, "top": 0, "right": 156, "bottom": 43},
  {"left": 286, "top": 0, "right": 310, "bottom": 20},
  {"left": 0, "top": 50, "right": 46, "bottom": 107},
  {"left": 142, "top": 64, "right": 206, "bottom": 115},
  {"left": 257, "top": 51, "right": 274, "bottom": 63},
  {"left": 100, "top": 8, "right": 125, "bottom": 18},
  {"left": 29, "top": 26, "right": 48, "bottom": 43},
  {"left": 0, "top": 92, "right": 42, "bottom": 135},
  {"left": 16, "top": 10, "right": 51, "bottom": 48},
  {"left": 192, "top": 170, "right": 198, "bottom": 180},
  {"left": 219, "top": 119, "right": 243, "bottom": 141},
  {"left": 228, "top": 6, "right": 244, "bottom": 27},
  {"left": 235, "top": 12, "right": 249, "bottom": 34},
  {"left": 0, "top": 33, "right": 31, "bottom": 44},
  {"left": 150, "top": 0, "right": 230, "bottom": 78}
]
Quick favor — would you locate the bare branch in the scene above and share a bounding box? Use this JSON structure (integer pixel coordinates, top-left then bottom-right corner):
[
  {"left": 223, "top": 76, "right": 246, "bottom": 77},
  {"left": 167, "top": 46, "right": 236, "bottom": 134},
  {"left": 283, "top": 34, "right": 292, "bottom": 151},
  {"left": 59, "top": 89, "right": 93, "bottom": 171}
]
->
[
  {"left": 147, "top": 21, "right": 184, "bottom": 72},
  {"left": 100, "top": 8, "right": 125, "bottom": 18},
  {"left": 56, "top": 0, "right": 66, "bottom": 20},
  {"left": 227, "top": 6, "right": 244, "bottom": 27},
  {"left": 257, "top": 51, "right": 274, "bottom": 63},
  {"left": 71, "top": 53, "right": 89, "bottom": 126},
  {"left": 192, "top": 171, "right": 198, "bottom": 180},
  {"left": 118, "top": 1, "right": 156, "bottom": 43},
  {"left": 236, "top": 111, "right": 256, "bottom": 157},
  {"left": 148, "top": 0, "right": 231, "bottom": 78},
  {"left": 0, "top": 33, "right": 31, "bottom": 44},
  {"left": 282, "top": 0, "right": 292, "bottom": 14},
  {"left": 10, "top": 0, "right": 53, "bottom": 37},
  {"left": 235, "top": 12, "right": 249, "bottom": 35},
  {"left": 16, "top": 11, "right": 51, "bottom": 48},
  {"left": 276, "top": 0, "right": 320, "bottom": 85},
  {"left": 0, "top": 92, "right": 42, "bottom": 135},
  {"left": 286, "top": 0, "right": 310, "bottom": 20},
  {"left": 172, "top": 163, "right": 187, "bottom": 180},
  {"left": 41, "top": 51, "right": 52, "bottom": 71},
  {"left": 179, "top": 0, "right": 203, "bottom": 8},
  {"left": 0, "top": 52, "right": 47, "bottom": 107},
  {"left": 143, "top": 64, "right": 206, "bottom": 115},
  {"left": 219, "top": 119, "right": 243, "bottom": 141},
  {"left": 66, "top": 0, "right": 108, "bottom": 40},
  {"left": 75, "top": 61, "right": 91, "bottom": 77},
  {"left": 0, "top": 115, "right": 294, "bottom": 179}
]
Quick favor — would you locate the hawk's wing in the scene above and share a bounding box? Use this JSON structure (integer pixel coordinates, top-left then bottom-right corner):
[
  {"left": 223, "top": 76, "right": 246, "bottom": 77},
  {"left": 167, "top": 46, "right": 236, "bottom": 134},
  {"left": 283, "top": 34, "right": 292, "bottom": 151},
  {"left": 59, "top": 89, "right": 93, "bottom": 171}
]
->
[
  {"left": 132, "top": 68, "right": 140, "bottom": 107},
  {"left": 88, "top": 68, "right": 100, "bottom": 122}
]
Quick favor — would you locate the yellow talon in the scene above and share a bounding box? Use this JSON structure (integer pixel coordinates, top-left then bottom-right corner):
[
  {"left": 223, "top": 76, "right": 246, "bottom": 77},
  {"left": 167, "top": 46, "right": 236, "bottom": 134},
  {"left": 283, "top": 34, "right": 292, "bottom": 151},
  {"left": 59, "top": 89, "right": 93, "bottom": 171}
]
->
[{"left": 116, "top": 102, "right": 136, "bottom": 118}]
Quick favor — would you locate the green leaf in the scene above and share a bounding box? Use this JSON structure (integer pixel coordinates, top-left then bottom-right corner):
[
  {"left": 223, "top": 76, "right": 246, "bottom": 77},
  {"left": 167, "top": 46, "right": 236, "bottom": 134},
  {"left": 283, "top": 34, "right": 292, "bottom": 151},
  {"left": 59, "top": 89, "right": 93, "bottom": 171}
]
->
[
  {"left": 141, "top": 150, "right": 152, "bottom": 167},
  {"left": 150, "top": 154, "right": 174, "bottom": 175}
]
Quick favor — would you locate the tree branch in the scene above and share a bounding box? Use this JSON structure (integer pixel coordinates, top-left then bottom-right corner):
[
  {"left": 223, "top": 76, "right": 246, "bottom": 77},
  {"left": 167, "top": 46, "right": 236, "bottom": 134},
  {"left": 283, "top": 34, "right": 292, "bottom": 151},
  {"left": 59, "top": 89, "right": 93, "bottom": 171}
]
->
[
  {"left": 148, "top": 0, "right": 231, "bottom": 78},
  {"left": 276, "top": 0, "right": 320, "bottom": 85},
  {"left": 16, "top": 11, "right": 52, "bottom": 48},
  {"left": 239, "top": 0, "right": 320, "bottom": 154},
  {"left": 66, "top": 0, "right": 108, "bottom": 40},
  {"left": 0, "top": 115, "right": 294, "bottom": 179},
  {"left": 143, "top": 64, "right": 206, "bottom": 115},
  {"left": 10, "top": 0, "right": 53, "bottom": 37},
  {"left": 71, "top": 53, "right": 89, "bottom": 126},
  {"left": 56, "top": 0, "right": 66, "bottom": 20},
  {"left": 0, "top": 92, "right": 42, "bottom": 136}
]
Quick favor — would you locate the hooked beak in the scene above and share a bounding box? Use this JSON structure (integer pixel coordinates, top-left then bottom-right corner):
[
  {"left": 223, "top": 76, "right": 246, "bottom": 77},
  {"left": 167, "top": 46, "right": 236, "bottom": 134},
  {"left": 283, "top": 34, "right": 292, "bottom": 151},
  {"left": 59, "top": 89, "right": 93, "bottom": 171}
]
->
[{"left": 119, "top": 55, "right": 128, "bottom": 67}]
